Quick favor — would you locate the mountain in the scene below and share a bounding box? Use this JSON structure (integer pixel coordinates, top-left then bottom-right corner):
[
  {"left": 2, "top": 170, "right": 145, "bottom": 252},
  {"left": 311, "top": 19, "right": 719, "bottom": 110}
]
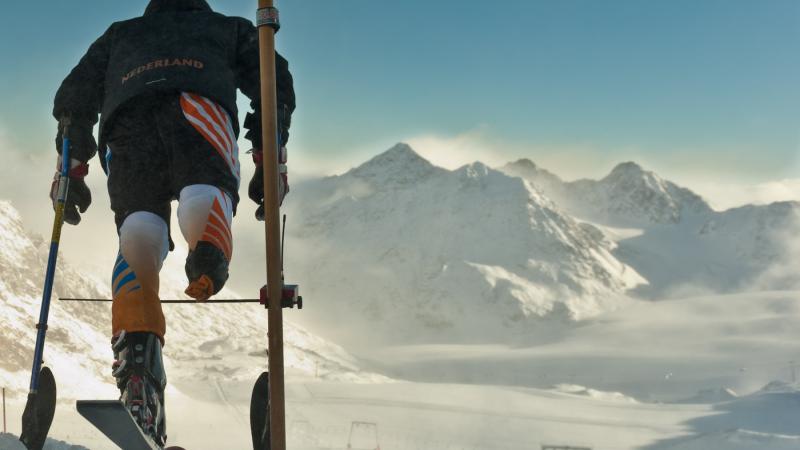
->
[
  {"left": 283, "top": 144, "right": 646, "bottom": 348},
  {"left": 502, "top": 160, "right": 713, "bottom": 225},
  {"left": 500, "top": 158, "right": 565, "bottom": 198},
  {"left": 501, "top": 159, "right": 800, "bottom": 295},
  {"left": 0, "top": 200, "right": 385, "bottom": 400}
]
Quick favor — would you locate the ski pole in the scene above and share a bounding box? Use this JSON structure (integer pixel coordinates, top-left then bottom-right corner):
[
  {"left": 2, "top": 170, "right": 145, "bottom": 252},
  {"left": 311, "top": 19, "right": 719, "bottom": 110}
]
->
[{"left": 20, "top": 118, "right": 71, "bottom": 450}]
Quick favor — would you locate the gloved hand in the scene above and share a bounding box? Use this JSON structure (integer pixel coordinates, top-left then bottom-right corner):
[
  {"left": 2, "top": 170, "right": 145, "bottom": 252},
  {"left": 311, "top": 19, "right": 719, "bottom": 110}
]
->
[
  {"left": 49, "top": 156, "right": 91, "bottom": 225},
  {"left": 55, "top": 121, "right": 98, "bottom": 162},
  {"left": 248, "top": 146, "right": 288, "bottom": 221}
]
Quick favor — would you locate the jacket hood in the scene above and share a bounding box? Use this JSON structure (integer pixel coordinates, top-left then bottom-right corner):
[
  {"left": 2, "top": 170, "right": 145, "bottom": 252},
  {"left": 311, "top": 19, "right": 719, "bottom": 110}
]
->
[{"left": 144, "top": 0, "right": 212, "bottom": 15}]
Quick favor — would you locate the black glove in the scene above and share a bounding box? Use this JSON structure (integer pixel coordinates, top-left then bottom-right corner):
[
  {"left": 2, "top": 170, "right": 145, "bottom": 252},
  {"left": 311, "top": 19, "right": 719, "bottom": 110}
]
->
[
  {"left": 55, "top": 122, "right": 98, "bottom": 162},
  {"left": 243, "top": 103, "right": 291, "bottom": 150},
  {"left": 49, "top": 158, "right": 91, "bottom": 225},
  {"left": 248, "top": 147, "right": 288, "bottom": 221}
]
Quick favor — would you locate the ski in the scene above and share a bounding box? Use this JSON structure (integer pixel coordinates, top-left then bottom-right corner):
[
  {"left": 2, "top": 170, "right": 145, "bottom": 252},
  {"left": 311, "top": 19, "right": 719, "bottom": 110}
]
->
[
  {"left": 250, "top": 372, "right": 270, "bottom": 449},
  {"left": 76, "top": 400, "right": 160, "bottom": 450}
]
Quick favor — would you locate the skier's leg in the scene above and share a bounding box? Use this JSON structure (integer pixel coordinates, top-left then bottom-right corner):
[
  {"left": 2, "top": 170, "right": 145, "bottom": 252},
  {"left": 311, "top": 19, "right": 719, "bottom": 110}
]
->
[
  {"left": 177, "top": 184, "right": 234, "bottom": 300},
  {"left": 111, "top": 211, "right": 169, "bottom": 446},
  {"left": 104, "top": 96, "right": 182, "bottom": 446},
  {"left": 112, "top": 211, "right": 169, "bottom": 339},
  {"left": 157, "top": 92, "right": 240, "bottom": 301}
]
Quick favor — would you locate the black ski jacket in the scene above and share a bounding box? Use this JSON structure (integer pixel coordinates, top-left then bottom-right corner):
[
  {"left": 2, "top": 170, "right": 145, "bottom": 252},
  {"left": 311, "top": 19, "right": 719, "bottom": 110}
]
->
[{"left": 53, "top": 0, "right": 295, "bottom": 162}]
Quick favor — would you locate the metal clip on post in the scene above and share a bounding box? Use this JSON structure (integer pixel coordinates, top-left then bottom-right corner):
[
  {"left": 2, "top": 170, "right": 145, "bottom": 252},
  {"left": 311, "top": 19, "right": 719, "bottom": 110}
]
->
[{"left": 256, "top": 6, "right": 280, "bottom": 32}]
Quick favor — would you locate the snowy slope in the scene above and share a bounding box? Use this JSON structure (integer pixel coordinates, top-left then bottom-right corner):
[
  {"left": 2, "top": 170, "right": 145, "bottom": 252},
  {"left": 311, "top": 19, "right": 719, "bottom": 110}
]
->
[
  {"left": 0, "top": 201, "right": 113, "bottom": 398},
  {"left": 0, "top": 200, "right": 385, "bottom": 403},
  {"left": 0, "top": 432, "right": 88, "bottom": 450},
  {"left": 353, "top": 289, "right": 800, "bottom": 449},
  {"left": 365, "top": 290, "right": 800, "bottom": 402},
  {"left": 283, "top": 144, "right": 646, "bottom": 348},
  {"left": 617, "top": 200, "right": 800, "bottom": 296}
]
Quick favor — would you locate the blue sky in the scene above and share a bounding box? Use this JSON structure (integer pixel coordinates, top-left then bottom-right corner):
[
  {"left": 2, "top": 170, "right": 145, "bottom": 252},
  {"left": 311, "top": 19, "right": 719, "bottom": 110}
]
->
[{"left": 1, "top": 0, "right": 798, "bottom": 181}]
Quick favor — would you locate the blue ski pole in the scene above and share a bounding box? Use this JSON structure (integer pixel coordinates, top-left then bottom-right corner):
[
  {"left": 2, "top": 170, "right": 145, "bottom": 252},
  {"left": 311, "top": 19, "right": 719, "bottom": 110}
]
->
[{"left": 20, "top": 118, "right": 72, "bottom": 450}]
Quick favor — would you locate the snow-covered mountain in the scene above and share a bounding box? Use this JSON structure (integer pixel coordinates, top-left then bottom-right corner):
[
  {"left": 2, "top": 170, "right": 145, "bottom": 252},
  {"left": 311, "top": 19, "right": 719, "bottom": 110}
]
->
[
  {"left": 0, "top": 200, "right": 385, "bottom": 400},
  {"left": 277, "top": 144, "right": 800, "bottom": 347},
  {"left": 502, "top": 159, "right": 712, "bottom": 225},
  {"left": 616, "top": 200, "right": 800, "bottom": 296},
  {"left": 284, "top": 143, "right": 645, "bottom": 347},
  {"left": 502, "top": 158, "right": 800, "bottom": 296}
]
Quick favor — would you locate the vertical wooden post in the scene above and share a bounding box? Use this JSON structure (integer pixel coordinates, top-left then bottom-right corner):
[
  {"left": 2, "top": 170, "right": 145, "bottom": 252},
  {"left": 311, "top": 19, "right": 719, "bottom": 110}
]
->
[{"left": 257, "top": 1, "right": 286, "bottom": 449}]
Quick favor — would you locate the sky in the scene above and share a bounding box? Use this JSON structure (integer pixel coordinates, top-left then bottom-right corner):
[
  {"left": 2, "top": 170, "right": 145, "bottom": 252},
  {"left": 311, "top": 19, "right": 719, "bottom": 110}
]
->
[{"left": 0, "top": 0, "right": 798, "bottom": 182}]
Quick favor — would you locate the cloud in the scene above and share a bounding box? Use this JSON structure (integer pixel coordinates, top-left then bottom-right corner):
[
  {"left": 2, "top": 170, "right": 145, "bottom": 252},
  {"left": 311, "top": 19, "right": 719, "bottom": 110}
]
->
[
  {"left": 680, "top": 179, "right": 800, "bottom": 211},
  {"left": 405, "top": 126, "right": 513, "bottom": 170},
  {"left": 404, "top": 128, "right": 658, "bottom": 181},
  {"left": 753, "top": 210, "right": 800, "bottom": 291}
]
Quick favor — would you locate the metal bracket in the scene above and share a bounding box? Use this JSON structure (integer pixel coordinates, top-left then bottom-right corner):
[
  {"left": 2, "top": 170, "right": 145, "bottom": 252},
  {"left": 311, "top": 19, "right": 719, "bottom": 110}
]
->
[
  {"left": 257, "top": 7, "right": 280, "bottom": 32},
  {"left": 260, "top": 284, "right": 302, "bottom": 309}
]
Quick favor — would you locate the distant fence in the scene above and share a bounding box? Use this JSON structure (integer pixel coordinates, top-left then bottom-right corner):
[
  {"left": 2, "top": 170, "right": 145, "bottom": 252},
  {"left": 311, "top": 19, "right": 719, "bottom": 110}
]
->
[{"left": 542, "top": 446, "right": 592, "bottom": 450}]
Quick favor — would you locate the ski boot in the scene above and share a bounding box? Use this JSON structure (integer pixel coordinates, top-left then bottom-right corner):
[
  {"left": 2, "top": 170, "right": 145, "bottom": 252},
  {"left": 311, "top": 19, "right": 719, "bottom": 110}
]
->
[
  {"left": 112, "top": 330, "right": 167, "bottom": 447},
  {"left": 184, "top": 241, "right": 229, "bottom": 301}
]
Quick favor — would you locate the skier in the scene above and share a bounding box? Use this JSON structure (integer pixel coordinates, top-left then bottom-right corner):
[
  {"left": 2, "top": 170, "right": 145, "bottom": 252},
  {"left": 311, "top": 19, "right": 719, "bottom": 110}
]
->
[{"left": 50, "top": 0, "right": 295, "bottom": 446}]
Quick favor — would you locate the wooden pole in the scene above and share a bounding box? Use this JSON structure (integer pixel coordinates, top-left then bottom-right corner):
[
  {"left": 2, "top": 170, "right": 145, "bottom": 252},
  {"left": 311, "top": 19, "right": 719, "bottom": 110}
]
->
[
  {"left": 257, "top": 1, "right": 286, "bottom": 449},
  {"left": 3, "top": 387, "right": 6, "bottom": 433}
]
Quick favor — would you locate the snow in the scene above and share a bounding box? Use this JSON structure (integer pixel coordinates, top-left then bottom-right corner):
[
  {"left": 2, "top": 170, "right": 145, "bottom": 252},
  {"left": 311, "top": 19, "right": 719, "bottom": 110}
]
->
[
  {"left": 653, "top": 430, "right": 800, "bottom": 450},
  {"left": 2, "top": 144, "right": 800, "bottom": 449},
  {"left": 0, "top": 432, "right": 89, "bottom": 449}
]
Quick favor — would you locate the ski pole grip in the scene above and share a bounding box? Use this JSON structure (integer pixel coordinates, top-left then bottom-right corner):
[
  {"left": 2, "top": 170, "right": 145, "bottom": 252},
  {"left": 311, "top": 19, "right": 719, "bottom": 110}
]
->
[{"left": 256, "top": 6, "right": 280, "bottom": 32}]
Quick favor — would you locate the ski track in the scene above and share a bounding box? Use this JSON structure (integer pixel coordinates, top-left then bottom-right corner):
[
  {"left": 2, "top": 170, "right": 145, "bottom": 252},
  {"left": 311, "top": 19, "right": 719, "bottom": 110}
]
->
[{"left": 212, "top": 377, "right": 247, "bottom": 426}]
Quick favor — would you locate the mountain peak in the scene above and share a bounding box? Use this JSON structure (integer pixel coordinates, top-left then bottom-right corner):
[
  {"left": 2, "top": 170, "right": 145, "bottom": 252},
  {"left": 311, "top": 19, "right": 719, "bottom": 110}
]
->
[
  {"left": 354, "top": 143, "right": 432, "bottom": 171},
  {"left": 346, "top": 143, "right": 441, "bottom": 186},
  {"left": 511, "top": 158, "right": 538, "bottom": 169},
  {"left": 590, "top": 161, "right": 712, "bottom": 223},
  {"left": 607, "top": 161, "right": 647, "bottom": 179},
  {"left": 370, "top": 142, "right": 429, "bottom": 165}
]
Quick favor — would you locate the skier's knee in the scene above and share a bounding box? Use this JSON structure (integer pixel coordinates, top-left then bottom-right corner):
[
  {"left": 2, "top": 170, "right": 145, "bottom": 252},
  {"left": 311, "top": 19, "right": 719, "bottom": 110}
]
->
[
  {"left": 177, "top": 184, "right": 233, "bottom": 252},
  {"left": 119, "top": 211, "right": 169, "bottom": 271}
]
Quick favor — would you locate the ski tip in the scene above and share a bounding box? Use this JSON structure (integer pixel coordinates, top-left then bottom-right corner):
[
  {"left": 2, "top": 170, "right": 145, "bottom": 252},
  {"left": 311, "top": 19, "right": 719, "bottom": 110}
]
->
[
  {"left": 20, "top": 366, "right": 57, "bottom": 450},
  {"left": 165, "top": 447, "right": 187, "bottom": 450}
]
